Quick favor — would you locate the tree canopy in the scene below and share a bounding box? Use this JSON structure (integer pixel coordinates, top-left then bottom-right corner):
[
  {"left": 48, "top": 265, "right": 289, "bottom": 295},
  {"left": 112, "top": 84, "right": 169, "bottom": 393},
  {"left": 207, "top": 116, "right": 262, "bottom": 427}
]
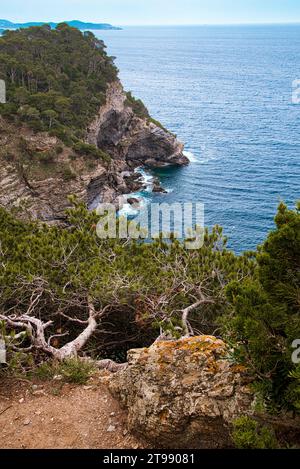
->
[
  {"left": 0, "top": 200, "right": 254, "bottom": 361},
  {"left": 0, "top": 24, "right": 118, "bottom": 143},
  {"left": 223, "top": 202, "right": 300, "bottom": 412}
]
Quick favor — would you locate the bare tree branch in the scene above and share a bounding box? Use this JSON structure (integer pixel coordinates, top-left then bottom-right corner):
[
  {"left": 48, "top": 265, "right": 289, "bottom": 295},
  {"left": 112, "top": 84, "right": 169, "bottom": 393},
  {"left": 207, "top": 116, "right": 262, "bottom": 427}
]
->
[
  {"left": 181, "top": 295, "right": 215, "bottom": 337},
  {"left": 0, "top": 298, "right": 104, "bottom": 361}
]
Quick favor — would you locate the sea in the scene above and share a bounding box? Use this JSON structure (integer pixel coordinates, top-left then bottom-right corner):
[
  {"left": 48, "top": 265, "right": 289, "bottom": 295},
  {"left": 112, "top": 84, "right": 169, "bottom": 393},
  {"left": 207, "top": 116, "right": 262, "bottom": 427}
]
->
[{"left": 96, "top": 25, "right": 300, "bottom": 253}]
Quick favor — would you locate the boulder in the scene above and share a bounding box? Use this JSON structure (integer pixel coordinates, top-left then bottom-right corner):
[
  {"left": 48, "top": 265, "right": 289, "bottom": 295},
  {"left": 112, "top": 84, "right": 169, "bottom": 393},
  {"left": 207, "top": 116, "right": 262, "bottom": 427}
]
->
[
  {"left": 152, "top": 178, "right": 168, "bottom": 194},
  {"left": 127, "top": 197, "right": 141, "bottom": 206},
  {"left": 109, "top": 336, "right": 254, "bottom": 449}
]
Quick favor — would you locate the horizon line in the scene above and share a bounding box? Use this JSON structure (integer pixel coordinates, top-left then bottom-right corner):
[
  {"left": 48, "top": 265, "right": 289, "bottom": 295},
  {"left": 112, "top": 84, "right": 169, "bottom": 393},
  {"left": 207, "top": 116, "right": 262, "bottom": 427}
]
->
[
  {"left": 116, "top": 21, "right": 300, "bottom": 27},
  {"left": 2, "top": 19, "right": 300, "bottom": 28}
]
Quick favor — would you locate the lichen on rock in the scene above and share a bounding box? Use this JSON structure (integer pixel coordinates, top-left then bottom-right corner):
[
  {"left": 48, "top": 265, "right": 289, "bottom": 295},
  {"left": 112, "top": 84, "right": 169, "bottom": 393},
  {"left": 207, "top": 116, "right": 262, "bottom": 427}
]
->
[{"left": 109, "top": 335, "right": 254, "bottom": 449}]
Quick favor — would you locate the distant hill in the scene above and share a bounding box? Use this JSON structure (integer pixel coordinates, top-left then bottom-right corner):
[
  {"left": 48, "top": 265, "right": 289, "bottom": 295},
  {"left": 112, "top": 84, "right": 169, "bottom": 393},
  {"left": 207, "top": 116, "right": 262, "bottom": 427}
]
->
[{"left": 0, "top": 19, "right": 121, "bottom": 31}]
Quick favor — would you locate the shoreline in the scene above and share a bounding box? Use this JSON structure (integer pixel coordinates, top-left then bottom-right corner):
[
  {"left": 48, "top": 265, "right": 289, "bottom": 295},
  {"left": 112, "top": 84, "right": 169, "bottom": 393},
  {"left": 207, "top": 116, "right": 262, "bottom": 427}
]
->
[{"left": 118, "top": 151, "right": 193, "bottom": 217}]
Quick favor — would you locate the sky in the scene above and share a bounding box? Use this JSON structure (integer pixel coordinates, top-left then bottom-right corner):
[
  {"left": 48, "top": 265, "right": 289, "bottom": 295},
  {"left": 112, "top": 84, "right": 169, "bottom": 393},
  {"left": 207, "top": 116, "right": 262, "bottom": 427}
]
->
[{"left": 1, "top": 0, "right": 300, "bottom": 26}]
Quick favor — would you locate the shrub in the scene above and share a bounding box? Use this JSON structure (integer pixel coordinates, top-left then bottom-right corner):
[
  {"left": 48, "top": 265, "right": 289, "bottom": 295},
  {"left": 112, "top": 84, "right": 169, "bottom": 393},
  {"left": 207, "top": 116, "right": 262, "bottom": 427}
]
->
[
  {"left": 61, "top": 165, "right": 76, "bottom": 181},
  {"left": 232, "top": 416, "right": 278, "bottom": 449},
  {"left": 223, "top": 202, "right": 300, "bottom": 412},
  {"left": 125, "top": 91, "right": 149, "bottom": 119},
  {"left": 73, "top": 141, "right": 111, "bottom": 161},
  {"left": 0, "top": 202, "right": 254, "bottom": 365},
  {"left": 55, "top": 145, "right": 64, "bottom": 155},
  {"left": 148, "top": 117, "right": 168, "bottom": 133},
  {"left": 33, "top": 358, "right": 95, "bottom": 385},
  {"left": 59, "top": 358, "right": 96, "bottom": 385},
  {"left": 33, "top": 361, "right": 57, "bottom": 381},
  {"left": 49, "top": 127, "right": 74, "bottom": 147},
  {"left": 36, "top": 150, "right": 56, "bottom": 164}
]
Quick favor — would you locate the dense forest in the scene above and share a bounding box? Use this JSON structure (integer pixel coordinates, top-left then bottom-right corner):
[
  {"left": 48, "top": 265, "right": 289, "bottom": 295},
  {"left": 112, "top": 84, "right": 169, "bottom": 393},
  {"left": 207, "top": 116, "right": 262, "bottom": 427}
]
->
[{"left": 0, "top": 24, "right": 118, "bottom": 147}]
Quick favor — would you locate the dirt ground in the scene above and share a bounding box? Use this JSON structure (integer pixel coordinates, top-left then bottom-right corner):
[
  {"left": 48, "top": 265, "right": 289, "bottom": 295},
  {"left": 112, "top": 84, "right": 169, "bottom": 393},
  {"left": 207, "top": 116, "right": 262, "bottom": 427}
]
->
[{"left": 0, "top": 374, "right": 147, "bottom": 449}]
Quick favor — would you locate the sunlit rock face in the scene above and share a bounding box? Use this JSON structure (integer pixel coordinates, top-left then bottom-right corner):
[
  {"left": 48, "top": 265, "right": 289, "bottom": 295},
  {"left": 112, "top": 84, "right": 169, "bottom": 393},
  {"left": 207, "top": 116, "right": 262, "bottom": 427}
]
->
[{"left": 87, "top": 81, "right": 189, "bottom": 168}]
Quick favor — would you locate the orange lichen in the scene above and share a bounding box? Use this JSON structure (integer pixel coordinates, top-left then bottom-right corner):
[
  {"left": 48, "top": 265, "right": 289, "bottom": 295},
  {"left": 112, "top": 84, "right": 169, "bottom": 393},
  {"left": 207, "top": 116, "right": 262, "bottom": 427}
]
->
[
  {"left": 150, "top": 336, "right": 229, "bottom": 375},
  {"left": 231, "top": 364, "right": 247, "bottom": 374},
  {"left": 159, "top": 409, "right": 169, "bottom": 422},
  {"left": 154, "top": 336, "right": 227, "bottom": 357}
]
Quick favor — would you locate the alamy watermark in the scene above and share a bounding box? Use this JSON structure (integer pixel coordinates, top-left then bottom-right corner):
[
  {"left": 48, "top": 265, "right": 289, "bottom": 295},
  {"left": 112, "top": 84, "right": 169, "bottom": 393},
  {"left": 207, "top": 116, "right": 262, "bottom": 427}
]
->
[
  {"left": 292, "top": 79, "right": 300, "bottom": 104},
  {"left": 292, "top": 339, "right": 300, "bottom": 365},
  {"left": 0, "top": 79, "right": 6, "bottom": 104},
  {"left": 96, "top": 201, "right": 205, "bottom": 250},
  {"left": 0, "top": 339, "right": 6, "bottom": 365}
]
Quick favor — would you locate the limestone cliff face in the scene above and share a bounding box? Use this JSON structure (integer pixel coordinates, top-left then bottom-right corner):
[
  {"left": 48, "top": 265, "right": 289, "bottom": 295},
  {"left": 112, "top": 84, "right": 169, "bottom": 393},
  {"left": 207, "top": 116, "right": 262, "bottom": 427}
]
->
[
  {"left": 109, "top": 336, "right": 254, "bottom": 449},
  {"left": 87, "top": 81, "right": 189, "bottom": 169},
  {"left": 0, "top": 82, "right": 188, "bottom": 221}
]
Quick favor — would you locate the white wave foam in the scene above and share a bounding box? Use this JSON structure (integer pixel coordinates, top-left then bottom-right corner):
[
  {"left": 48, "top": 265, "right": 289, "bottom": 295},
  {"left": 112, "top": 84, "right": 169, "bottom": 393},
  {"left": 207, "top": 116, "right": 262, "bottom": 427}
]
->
[
  {"left": 183, "top": 150, "right": 198, "bottom": 163},
  {"left": 134, "top": 167, "right": 154, "bottom": 185},
  {"left": 118, "top": 203, "right": 140, "bottom": 218},
  {"left": 118, "top": 192, "right": 148, "bottom": 218}
]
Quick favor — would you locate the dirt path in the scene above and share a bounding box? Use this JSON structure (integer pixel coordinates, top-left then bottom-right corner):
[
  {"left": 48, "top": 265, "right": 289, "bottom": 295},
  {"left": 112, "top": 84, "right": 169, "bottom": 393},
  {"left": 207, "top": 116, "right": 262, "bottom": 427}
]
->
[{"left": 0, "top": 375, "right": 146, "bottom": 449}]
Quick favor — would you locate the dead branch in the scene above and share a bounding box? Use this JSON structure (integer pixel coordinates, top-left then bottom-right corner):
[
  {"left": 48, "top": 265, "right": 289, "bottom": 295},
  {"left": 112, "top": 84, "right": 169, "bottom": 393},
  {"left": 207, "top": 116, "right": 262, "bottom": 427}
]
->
[
  {"left": 94, "top": 359, "right": 127, "bottom": 373},
  {"left": 0, "top": 299, "right": 105, "bottom": 361},
  {"left": 181, "top": 293, "right": 215, "bottom": 337}
]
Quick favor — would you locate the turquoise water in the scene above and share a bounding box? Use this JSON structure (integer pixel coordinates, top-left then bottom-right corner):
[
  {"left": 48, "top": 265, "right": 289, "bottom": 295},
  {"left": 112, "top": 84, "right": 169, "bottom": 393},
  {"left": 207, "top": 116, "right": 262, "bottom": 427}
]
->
[{"left": 96, "top": 25, "right": 300, "bottom": 253}]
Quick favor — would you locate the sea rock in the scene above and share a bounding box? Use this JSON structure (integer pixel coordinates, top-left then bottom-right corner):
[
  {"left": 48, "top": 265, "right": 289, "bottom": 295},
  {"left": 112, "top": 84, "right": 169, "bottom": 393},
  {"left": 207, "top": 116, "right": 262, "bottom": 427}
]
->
[
  {"left": 109, "top": 336, "right": 254, "bottom": 449},
  {"left": 152, "top": 178, "right": 168, "bottom": 194},
  {"left": 122, "top": 173, "right": 145, "bottom": 193},
  {"left": 127, "top": 197, "right": 141, "bottom": 206}
]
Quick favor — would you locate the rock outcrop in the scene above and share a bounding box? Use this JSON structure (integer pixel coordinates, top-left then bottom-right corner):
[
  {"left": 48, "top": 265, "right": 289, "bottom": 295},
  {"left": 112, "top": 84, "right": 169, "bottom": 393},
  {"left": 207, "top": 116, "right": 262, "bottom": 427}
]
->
[
  {"left": 109, "top": 336, "right": 254, "bottom": 449},
  {"left": 0, "top": 82, "right": 188, "bottom": 221}
]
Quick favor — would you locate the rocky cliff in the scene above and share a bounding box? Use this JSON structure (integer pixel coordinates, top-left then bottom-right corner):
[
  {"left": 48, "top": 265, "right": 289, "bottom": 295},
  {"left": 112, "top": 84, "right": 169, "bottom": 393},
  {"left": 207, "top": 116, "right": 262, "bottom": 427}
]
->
[
  {"left": 0, "top": 81, "right": 188, "bottom": 221},
  {"left": 87, "top": 81, "right": 188, "bottom": 169}
]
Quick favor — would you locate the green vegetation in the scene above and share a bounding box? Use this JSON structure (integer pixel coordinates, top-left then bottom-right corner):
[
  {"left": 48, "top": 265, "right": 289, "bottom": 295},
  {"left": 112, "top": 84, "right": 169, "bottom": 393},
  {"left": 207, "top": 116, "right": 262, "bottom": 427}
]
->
[
  {"left": 222, "top": 202, "right": 300, "bottom": 413},
  {"left": 59, "top": 358, "right": 96, "bottom": 384},
  {"left": 33, "top": 358, "right": 96, "bottom": 385},
  {"left": 0, "top": 199, "right": 254, "bottom": 363},
  {"left": 0, "top": 23, "right": 299, "bottom": 427},
  {"left": 148, "top": 117, "right": 169, "bottom": 133},
  {"left": 73, "top": 142, "right": 111, "bottom": 161},
  {"left": 232, "top": 416, "right": 278, "bottom": 449},
  {"left": 61, "top": 164, "right": 76, "bottom": 181},
  {"left": 0, "top": 201, "right": 299, "bottom": 418},
  {"left": 0, "top": 24, "right": 117, "bottom": 150},
  {"left": 0, "top": 24, "right": 166, "bottom": 165},
  {"left": 125, "top": 91, "right": 169, "bottom": 132},
  {"left": 125, "top": 91, "right": 150, "bottom": 119}
]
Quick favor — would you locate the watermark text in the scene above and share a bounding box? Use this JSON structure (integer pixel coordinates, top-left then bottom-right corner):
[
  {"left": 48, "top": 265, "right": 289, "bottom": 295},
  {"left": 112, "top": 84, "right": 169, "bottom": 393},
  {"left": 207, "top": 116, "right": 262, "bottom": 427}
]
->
[
  {"left": 96, "top": 201, "right": 205, "bottom": 250},
  {"left": 0, "top": 80, "right": 6, "bottom": 104}
]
